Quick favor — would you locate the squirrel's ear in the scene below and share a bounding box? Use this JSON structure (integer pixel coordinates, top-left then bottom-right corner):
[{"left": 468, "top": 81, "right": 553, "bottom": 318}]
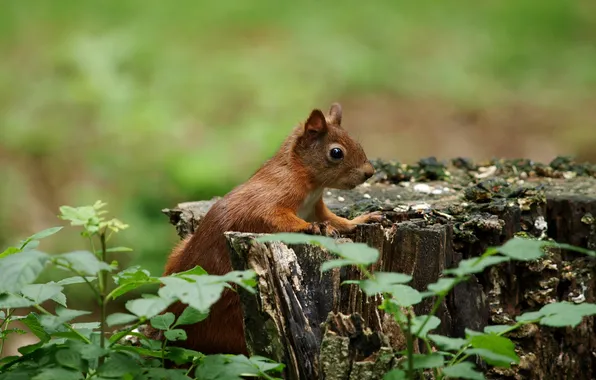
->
[
  {"left": 328, "top": 103, "right": 342, "bottom": 126},
  {"left": 304, "top": 109, "right": 328, "bottom": 137}
]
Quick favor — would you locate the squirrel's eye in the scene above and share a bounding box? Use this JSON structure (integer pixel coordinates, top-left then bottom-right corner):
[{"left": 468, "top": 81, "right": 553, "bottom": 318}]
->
[{"left": 329, "top": 147, "right": 344, "bottom": 160}]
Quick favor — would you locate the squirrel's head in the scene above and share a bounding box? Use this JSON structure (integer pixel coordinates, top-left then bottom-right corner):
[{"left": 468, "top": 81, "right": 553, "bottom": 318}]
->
[{"left": 293, "top": 103, "right": 375, "bottom": 190}]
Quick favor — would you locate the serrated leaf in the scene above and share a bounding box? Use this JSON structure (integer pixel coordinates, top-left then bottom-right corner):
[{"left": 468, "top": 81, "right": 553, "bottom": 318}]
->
[
  {"left": 125, "top": 297, "right": 170, "bottom": 319},
  {"left": 411, "top": 353, "right": 444, "bottom": 369},
  {"left": 55, "top": 348, "right": 82, "bottom": 370},
  {"left": 142, "top": 368, "right": 191, "bottom": 380},
  {"left": 21, "top": 283, "right": 64, "bottom": 305},
  {"left": 443, "top": 362, "right": 485, "bottom": 379},
  {"left": 150, "top": 312, "right": 175, "bottom": 330},
  {"left": 106, "top": 312, "right": 139, "bottom": 327},
  {"left": 164, "top": 346, "right": 202, "bottom": 366},
  {"left": 20, "top": 313, "right": 51, "bottom": 342},
  {"left": 444, "top": 255, "right": 510, "bottom": 277},
  {"left": 412, "top": 315, "right": 441, "bottom": 337},
  {"left": 516, "top": 301, "right": 596, "bottom": 328},
  {"left": 164, "top": 329, "right": 187, "bottom": 341},
  {"left": 390, "top": 285, "right": 422, "bottom": 307},
  {"left": 427, "top": 277, "right": 458, "bottom": 295},
  {"left": 217, "top": 270, "right": 257, "bottom": 293},
  {"left": 0, "top": 250, "right": 49, "bottom": 292},
  {"left": 0, "top": 293, "right": 35, "bottom": 308},
  {"left": 359, "top": 272, "right": 413, "bottom": 296},
  {"left": 497, "top": 237, "right": 548, "bottom": 261},
  {"left": 54, "top": 251, "right": 112, "bottom": 275},
  {"left": 428, "top": 334, "right": 469, "bottom": 351},
  {"left": 111, "top": 266, "right": 160, "bottom": 300},
  {"left": 175, "top": 306, "right": 208, "bottom": 326},
  {"left": 77, "top": 343, "right": 109, "bottom": 361},
  {"left": 158, "top": 277, "right": 223, "bottom": 314},
  {"left": 39, "top": 307, "right": 91, "bottom": 330},
  {"left": 469, "top": 333, "right": 519, "bottom": 367}
]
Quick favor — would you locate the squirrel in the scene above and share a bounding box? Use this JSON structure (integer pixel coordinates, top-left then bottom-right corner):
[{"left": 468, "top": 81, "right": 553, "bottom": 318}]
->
[{"left": 148, "top": 102, "right": 382, "bottom": 355}]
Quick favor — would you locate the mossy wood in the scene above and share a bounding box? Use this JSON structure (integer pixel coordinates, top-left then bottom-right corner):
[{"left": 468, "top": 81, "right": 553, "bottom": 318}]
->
[{"left": 163, "top": 158, "right": 596, "bottom": 380}]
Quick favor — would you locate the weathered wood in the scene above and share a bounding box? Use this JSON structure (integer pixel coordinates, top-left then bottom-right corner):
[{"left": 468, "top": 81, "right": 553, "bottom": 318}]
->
[{"left": 162, "top": 157, "right": 596, "bottom": 380}]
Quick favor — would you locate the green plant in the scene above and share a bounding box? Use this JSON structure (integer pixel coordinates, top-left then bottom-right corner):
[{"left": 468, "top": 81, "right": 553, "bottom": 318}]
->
[
  {"left": 0, "top": 202, "right": 284, "bottom": 379},
  {"left": 257, "top": 233, "right": 596, "bottom": 380}
]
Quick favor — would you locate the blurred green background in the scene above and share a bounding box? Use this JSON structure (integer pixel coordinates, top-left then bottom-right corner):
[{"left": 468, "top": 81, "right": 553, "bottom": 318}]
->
[{"left": 1, "top": 0, "right": 596, "bottom": 315}]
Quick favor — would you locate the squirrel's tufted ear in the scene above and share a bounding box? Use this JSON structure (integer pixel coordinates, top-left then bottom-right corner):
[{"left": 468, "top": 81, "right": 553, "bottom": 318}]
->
[
  {"left": 304, "top": 109, "right": 328, "bottom": 137},
  {"left": 327, "top": 103, "right": 342, "bottom": 126}
]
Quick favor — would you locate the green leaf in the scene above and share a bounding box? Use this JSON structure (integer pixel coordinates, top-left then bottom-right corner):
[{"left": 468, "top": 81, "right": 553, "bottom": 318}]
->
[
  {"left": 27, "top": 227, "right": 64, "bottom": 242},
  {"left": 57, "top": 276, "right": 97, "bottom": 286},
  {"left": 554, "top": 243, "right": 596, "bottom": 257},
  {"left": 76, "top": 343, "right": 109, "bottom": 361},
  {"left": 125, "top": 297, "right": 171, "bottom": 319},
  {"left": 97, "top": 353, "right": 141, "bottom": 378},
  {"left": 21, "top": 283, "right": 64, "bottom": 305},
  {"left": 39, "top": 307, "right": 91, "bottom": 330},
  {"left": 443, "top": 362, "right": 485, "bottom": 380},
  {"left": 164, "top": 329, "right": 187, "bottom": 341},
  {"left": 104, "top": 246, "right": 134, "bottom": 253},
  {"left": 0, "top": 293, "right": 35, "bottom": 308},
  {"left": 141, "top": 368, "right": 191, "bottom": 380},
  {"left": 497, "top": 237, "right": 549, "bottom": 261},
  {"left": 158, "top": 277, "right": 223, "bottom": 314},
  {"left": 428, "top": 334, "right": 469, "bottom": 351},
  {"left": 217, "top": 270, "right": 257, "bottom": 293},
  {"left": 111, "top": 266, "right": 160, "bottom": 300},
  {"left": 0, "top": 246, "right": 21, "bottom": 259},
  {"left": 20, "top": 313, "right": 51, "bottom": 342},
  {"left": 358, "top": 272, "right": 413, "bottom": 296},
  {"left": 0, "top": 250, "right": 49, "bottom": 292},
  {"left": 390, "top": 285, "right": 422, "bottom": 307},
  {"left": 427, "top": 277, "right": 458, "bottom": 295},
  {"left": 483, "top": 325, "right": 512, "bottom": 334},
  {"left": 55, "top": 348, "right": 82, "bottom": 370},
  {"left": 106, "top": 313, "right": 139, "bottom": 327},
  {"left": 195, "top": 355, "right": 284, "bottom": 380},
  {"left": 516, "top": 301, "right": 596, "bottom": 327},
  {"left": 444, "top": 255, "right": 510, "bottom": 277},
  {"left": 335, "top": 243, "right": 380, "bottom": 266},
  {"left": 383, "top": 369, "right": 407, "bottom": 380},
  {"left": 256, "top": 233, "right": 339, "bottom": 251},
  {"left": 469, "top": 333, "right": 519, "bottom": 367},
  {"left": 175, "top": 306, "right": 208, "bottom": 326},
  {"left": 150, "top": 312, "right": 175, "bottom": 330},
  {"left": 172, "top": 265, "right": 208, "bottom": 278},
  {"left": 411, "top": 353, "right": 444, "bottom": 369},
  {"left": 31, "top": 367, "right": 83, "bottom": 380},
  {"left": 412, "top": 315, "right": 441, "bottom": 337},
  {"left": 465, "top": 348, "right": 517, "bottom": 368},
  {"left": 164, "top": 346, "right": 202, "bottom": 366},
  {"left": 54, "top": 251, "right": 112, "bottom": 276},
  {"left": 320, "top": 259, "right": 353, "bottom": 272}
]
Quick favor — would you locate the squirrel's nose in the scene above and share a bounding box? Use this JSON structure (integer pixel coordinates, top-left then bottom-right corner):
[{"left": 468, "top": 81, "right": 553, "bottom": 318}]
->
[{"left": 363, "top": 162, "right": 375, "bottom": 179}]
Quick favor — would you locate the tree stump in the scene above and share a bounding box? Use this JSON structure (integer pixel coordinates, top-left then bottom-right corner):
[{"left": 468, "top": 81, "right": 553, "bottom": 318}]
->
[{"left": 162, "top": 157, "right": 596, "bottom": 380}]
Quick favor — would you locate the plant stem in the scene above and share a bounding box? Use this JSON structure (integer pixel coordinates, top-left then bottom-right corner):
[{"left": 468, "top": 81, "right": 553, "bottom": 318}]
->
[
  {"left": 405, "top": 312, "right": 415, "bottom": 380},
  {"left": 98, "top": 232, "right": 108, "bottom": 353},
  {"left": 0, "top": 308, "right": 14, "bottom": 357}
]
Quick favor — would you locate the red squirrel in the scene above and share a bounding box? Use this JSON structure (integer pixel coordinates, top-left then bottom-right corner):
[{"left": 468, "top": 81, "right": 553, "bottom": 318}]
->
[{"left": 150, "top": 103, "right": 382, "bottom": 355}]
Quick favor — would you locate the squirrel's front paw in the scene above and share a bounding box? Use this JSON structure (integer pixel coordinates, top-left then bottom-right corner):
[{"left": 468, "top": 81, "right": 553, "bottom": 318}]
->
[
  {"left": 352, "top": 211, "right": 384, "bottom": 225},
  {"left": 303, "top": 221, "right": 340, "bottom": 238}
]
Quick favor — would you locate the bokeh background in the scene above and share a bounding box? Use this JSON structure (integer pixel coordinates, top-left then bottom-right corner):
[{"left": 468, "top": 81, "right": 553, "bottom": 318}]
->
[{"left": 1, "top": 0, "right": 596, "bottom": 342}]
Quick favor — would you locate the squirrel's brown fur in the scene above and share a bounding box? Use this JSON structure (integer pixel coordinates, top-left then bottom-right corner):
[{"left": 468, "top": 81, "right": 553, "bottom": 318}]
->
[{"left": 148, "top": 103, "right": 382, "bottom": 355}]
